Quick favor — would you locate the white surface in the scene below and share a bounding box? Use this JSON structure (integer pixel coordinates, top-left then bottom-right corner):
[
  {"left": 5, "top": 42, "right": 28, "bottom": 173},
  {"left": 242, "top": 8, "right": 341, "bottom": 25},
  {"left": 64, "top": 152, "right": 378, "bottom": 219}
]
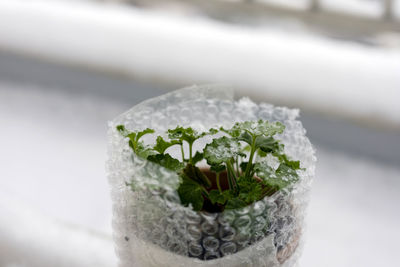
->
[
  {"left": 301, "top": 147, "right": 400, "bottom": 267},
  {"left": 0, "top": 82, "right": 118, "bottom": 234},
  {"left": 0, "top": 192, "right": 117, "bottom": 267},
  {"left": 1, "top": 82, "right": 400, "bottom": 266},
  {"left": 257, "top": 0, "right": 309, "bottom": 10},
  {"left": 0, "top": 0, "right": 399, "bottom": 128},
  {"left": 320, "top": 0, "right": 383, "bottom": 17}
]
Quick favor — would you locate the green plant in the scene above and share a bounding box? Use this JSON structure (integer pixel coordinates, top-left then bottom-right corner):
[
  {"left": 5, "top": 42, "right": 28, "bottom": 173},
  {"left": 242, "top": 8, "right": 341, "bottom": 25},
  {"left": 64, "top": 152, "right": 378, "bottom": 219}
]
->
[{"left": 116, "top": 120, "right": 302, "bottom": 212}]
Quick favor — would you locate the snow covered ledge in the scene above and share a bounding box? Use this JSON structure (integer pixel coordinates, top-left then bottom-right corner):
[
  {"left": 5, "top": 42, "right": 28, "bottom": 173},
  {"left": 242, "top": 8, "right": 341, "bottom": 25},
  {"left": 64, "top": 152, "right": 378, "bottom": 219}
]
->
[
  {"left": 0, "top": 193, "right": 117, "bottom": 267},
  {"left": 0, "top": 0, "right": 399, "bottom": 128}
]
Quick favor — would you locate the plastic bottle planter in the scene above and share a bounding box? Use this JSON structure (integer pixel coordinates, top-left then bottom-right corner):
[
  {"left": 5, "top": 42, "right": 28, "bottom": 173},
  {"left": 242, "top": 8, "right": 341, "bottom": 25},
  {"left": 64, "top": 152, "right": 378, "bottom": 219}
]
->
[{"left": 107, "top": 85, "right": 316, "bottom": 267}]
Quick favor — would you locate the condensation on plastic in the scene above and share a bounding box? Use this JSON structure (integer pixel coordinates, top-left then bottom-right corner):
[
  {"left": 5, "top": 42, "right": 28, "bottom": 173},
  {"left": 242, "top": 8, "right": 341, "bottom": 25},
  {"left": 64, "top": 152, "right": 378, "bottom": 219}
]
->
[{"left": 107, "top": 85, "right": 316, "bottom": 267}]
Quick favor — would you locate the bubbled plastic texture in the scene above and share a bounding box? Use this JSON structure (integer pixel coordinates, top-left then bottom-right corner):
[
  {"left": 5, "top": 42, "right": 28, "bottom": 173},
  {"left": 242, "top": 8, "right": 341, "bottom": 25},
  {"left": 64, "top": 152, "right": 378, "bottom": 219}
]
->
[{"left": 107, "top": 85, "right": 316, "bottom": 267}]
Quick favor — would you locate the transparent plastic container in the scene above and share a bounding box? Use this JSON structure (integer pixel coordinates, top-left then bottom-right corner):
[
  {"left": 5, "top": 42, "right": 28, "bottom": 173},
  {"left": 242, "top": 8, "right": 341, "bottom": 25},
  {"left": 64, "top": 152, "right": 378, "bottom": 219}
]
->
[{"left": 107, "top": 85, "right": 316, "bottom": 267}]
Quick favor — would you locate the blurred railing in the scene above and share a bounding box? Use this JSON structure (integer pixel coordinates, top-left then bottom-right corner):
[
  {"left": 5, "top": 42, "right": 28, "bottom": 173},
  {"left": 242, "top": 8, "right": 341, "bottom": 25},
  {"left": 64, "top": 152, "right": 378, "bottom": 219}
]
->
[
  {"left": 113, "top": 0, "right": 399, "bottom": 18},
  {"left": 383, "top": 0, "right": 395, "bottom": 19},
  {"left": 112, "top": 0, "right": 400, "bottom": 34},
  {"left": 308, "top": 0, "right": 395, "bottom": 19}
]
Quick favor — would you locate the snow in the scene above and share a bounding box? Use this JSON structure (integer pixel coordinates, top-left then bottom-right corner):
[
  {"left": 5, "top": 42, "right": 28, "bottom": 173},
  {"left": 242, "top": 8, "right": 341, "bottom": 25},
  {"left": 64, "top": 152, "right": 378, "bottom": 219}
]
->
[
  {"left": 0, "top": 0, "right": 399, "bottom": 128},
  {"left": 0, "top": 192, "right": 117, "bottom": 267},
  {"left": 0, "top": 81, "right": 120, "bottom": 266},
  {"left": 300, "top": 147, "right": 400, "bottom": 267},
  {"left": 0, "top": 82, "right": 119, "bottom": 234}
]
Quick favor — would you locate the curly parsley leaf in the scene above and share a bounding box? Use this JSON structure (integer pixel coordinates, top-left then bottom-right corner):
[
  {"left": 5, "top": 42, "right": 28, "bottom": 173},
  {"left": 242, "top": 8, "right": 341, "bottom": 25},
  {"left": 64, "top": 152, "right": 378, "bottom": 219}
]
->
[
  {"left": 116, "top": 125, "right": 155, "bottom": 156},
  {"left": 192, "top": 151, "right": 204, "bottom": 165},
  {"left": 182, "top": 163, "right": 211, "bottom": 188},
  {"left": 147, "top": 154, "right": 184, "bottom": 172},
  {"left": 236, "top": 176, "right": 263, "bottom": 203},
  {"left": 116, "top": 124, "right": 128, "bottom": 134},
  {"left": 276, "top": 163, "right": 300, "bottom": 181},
  {"left": 210, "top": 164, "right": 226, "bottom": 173},
  {"left": 222, "top": 120, "right": 284, "bottom": 139},
  {"left": 135, "top": 143, "right": 157, "bottom": 159},
  {"left": 167, "top": 126, "right": 203, "bottom": 145},
  {"left": 208, "top": 190, "right": 226, "bottom": 205},
  {"left": 254, "top": 162, "right": 275, "bottom": 179},
  {"left": 208, "top": 127, "right": 219, "bottom": 135},
  {"left": 204, "top": 136, "right": 244, "bottom": 165},
  {"left": 273, "top": 153, "right": 301, "bottom": 170},
  {"left": 153, "top": 136, "right": 181, "bottom": 154},
  {"left": 221, "top": 120, "right": 286, "bottom": 178},
  {"left": 255, "top": 136, "right": 281, "bottom": 153},
  {"left": 208, "top": 189, "right": 235, "bottom": 205},
  {"left": 254, "top": 162, "right": 299, "bottom": 190},
  {"left": 136, "top": 128, "right": 155, "bottom": 141}
]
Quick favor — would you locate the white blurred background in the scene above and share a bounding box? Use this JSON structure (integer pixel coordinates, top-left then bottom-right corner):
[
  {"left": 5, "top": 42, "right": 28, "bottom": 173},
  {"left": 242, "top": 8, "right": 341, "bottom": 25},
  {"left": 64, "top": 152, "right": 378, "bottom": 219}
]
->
[{"left": 0, "top": 0, "right": 399, "bottom": 266}]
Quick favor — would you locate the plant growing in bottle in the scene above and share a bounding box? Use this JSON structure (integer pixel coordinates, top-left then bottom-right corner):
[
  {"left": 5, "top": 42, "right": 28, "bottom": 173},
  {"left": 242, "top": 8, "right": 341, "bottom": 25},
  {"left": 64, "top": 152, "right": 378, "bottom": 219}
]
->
[
  {"left": 107, "top": 85, "right": 316, "bottom": 267},
  {"left": 116, "top": 120, "right": 301, "bottom": 214}
]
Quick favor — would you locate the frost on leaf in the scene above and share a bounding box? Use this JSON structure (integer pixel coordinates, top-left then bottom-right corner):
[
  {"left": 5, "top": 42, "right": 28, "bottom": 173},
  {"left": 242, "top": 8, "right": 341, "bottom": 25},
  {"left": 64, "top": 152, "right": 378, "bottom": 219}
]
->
[
  {"left": 204, "top": 136, "right": 243, "bottom": 165},
  {"left": 224, "top": 120, "right": 284, "bottom": 140}
]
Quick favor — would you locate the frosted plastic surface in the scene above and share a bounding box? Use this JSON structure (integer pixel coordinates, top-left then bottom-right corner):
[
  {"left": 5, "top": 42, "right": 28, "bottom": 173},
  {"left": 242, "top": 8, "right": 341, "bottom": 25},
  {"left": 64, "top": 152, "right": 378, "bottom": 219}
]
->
[{"left": 107, "top": 85, "right": 316, "bottom": 267}]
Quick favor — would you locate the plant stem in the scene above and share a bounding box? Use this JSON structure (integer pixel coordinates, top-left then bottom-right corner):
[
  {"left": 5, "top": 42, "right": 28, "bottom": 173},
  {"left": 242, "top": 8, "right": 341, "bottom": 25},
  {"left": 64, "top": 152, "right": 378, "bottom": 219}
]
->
[
  {"left": 225, "top": 163, "right": 234, "bottom": 190},
  {"left": 189, "top": 142, "right": 193, "bottom": 163},
  {"left": 244, "top": 136, "right": 257, "bottom": 178},
  {"left": 226, "top": 161, "right": 237, "bottom": 191},
  {"left": 180, "top": 143, "right": 185, "bottom": 162},
  {"left": 235, "top": 155, "right": 240, "bottom": 177},
  {"left": 201, "top": 186, "right": 210, "bottom": 198},
  {"left": 216, "top": 173, "right": 222, "bottom": 193}
]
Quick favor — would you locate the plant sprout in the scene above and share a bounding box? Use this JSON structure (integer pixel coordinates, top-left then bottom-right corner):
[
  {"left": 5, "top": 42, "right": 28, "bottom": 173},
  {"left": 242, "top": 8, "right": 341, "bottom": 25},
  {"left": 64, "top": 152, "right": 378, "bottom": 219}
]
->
[{"left": 116, "top": 120, "right": 302, "bottom": 212}]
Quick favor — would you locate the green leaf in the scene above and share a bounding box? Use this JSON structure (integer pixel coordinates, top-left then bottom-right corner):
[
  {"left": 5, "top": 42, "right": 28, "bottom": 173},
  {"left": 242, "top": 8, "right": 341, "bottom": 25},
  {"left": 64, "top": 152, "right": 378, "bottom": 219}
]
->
[
  {"left": 257, "top": 149, "right": 267, "bottom": 157},
  {"left": 254, "top": 162, "right": 275, "bottom": 179},
  {"left": 135, "top": 143, "right": 157, "bottom": 158},
  {"left": 237, "top": 177, "right": 263, "bottom": 203},
  {"left": 255, "top": 136, "right": 280, "bottom": 153},
  {"left": 168, "top": 126, "right": 202, "bottom": 145},
  {"left": 136, "top": 128, "right": 155, "bottom": 142},
  {"left": 242, "top": 145, "right": 252, "bottom": 152},
  {"left": 255, "top": 162, "right": 299, "bottom": 190},
  {"left": 167, "top": 126, "right": 217, "bottom": 144},
  {"left": 116, "top": 125, "right": 155, "bottom": 157},
  {"left": 116, "top": 125, "right": 136, "bottom": 149},
  {"left": 177, "top": 175, "right": 205, "bottom": 211},
  {"left": 208, "top": 128, "right": 219, "bottom": 135},
  {"left": 116, "top": 125, "right": 128, "bottom": 134},
  {"left": 208, "top": 190, "right": 226, "bottom": 204},
  {"left": 222, "top": 189, "right": 235, "bottom": 199},
  {"left": 223, "top": 120, "right": 285, "bottom": 138},
  {"left": 208, "top": 189, "right": 235, "bottom": 205},
  {"left": 286, "top": 160, "right": 300, "bottom": 170},
  {"left": 237, "top": 131, "right": 253, "bottom": 145},
  {"left": 239, "top": 162, "right": 249, "bottom": 173},
  {"left": 210, "top": 164, "right": 226, "bottom": 173},
  {"left": 153, "top": 136, "right": 181, "bottom": 154},
  {"left": 204, "top": 136, "right": 242, "bottom": 165},
  {"left": 147, "top": 154, "right": 184, "bottom": 171},
  {"left": 182, "top": 164, "right": 211, "bottom": 188},
  {"left": 276, "top": 163, "right": 299, "bottom": 181},
  {"left": 192, "top": 151, "right": 204, "bottom": 165},
  {"left": 274, "top": 153, "right": 301, "bottom": 170}
]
